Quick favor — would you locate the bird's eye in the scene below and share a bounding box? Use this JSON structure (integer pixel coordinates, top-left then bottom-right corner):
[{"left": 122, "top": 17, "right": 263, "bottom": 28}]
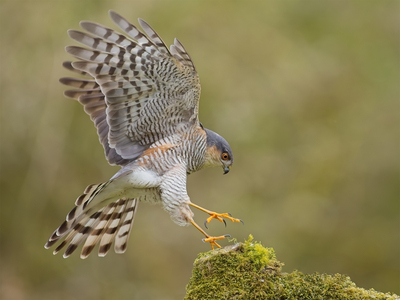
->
[{"left": 221, "top": 152, "right": 230, "bottom": 161}]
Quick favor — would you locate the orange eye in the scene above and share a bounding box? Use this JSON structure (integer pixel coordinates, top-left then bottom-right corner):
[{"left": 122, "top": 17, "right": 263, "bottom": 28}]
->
[{"left": 221, "top": 152, "right": 230, "bottom": 161}]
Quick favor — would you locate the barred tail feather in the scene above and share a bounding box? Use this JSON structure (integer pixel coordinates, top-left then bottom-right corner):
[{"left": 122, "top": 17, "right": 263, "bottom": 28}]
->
[
  {"left": 97, "top": 199, "right": 126, "bottom": 257},
  {"left": 58, "top": 206, "right": 109, "bottom": 258},
  {"left": 45, "top": 182, "right": 111, "bottom": 252},
  {"left": 59, "top": 203, "right": 115, "bottom": 258},
  {"left": 44, "top": 182, "right": 139, "bottom": 258},
  {"left": 76, "top": 198, "right": 139, "bottom": 259},
  {"left": 114, "top": 198, "right": 138, "bottom": 253},
  {"left": 44, "top": 182, "right": 106, "bottom": 249}
]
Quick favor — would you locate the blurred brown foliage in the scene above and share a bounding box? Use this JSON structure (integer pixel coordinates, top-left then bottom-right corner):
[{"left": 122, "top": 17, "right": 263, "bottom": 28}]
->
[{"left": 1, "top": 1, "right": 399, "bottom": 299}]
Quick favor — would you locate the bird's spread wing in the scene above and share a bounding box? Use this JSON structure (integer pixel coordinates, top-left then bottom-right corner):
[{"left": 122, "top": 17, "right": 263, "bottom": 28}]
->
[
  {"left": 60, "top": 62, "right": 131, "bottom": 166},
  {"left": 60, "top": 10, "right": 201, "bottom": 165}
]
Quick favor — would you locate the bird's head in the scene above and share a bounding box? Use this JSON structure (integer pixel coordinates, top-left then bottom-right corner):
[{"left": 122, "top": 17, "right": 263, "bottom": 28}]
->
[{"left": 203, "top": 128, "right": 233, "bottom": 174}]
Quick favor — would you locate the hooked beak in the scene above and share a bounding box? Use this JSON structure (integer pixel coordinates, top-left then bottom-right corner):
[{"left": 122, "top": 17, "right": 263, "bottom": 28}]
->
[{"left": 223, "top": 166, "right": 231, "bottom": 175}]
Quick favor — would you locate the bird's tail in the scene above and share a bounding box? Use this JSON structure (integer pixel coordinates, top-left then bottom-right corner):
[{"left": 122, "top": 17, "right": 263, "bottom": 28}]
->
[{"left": 44, "top": 182, "right": 139, "bottom": 258}]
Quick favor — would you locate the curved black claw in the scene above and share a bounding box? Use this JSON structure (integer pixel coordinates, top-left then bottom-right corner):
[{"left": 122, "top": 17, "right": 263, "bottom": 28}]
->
[
  {"left": 240, "top": 219, "right": 244, "bottom": 225},
  {"left": 224, "top": 234, "right": 231, "bottom": 238},
  {"left": 204, "top": 219, "right": 209, "bottom": 229},
  {"left": 223, "top": 219, "right": 227, "bottom": 227},
  {"left": 228, "top": 212, "right": 232, "bottom": 217}
]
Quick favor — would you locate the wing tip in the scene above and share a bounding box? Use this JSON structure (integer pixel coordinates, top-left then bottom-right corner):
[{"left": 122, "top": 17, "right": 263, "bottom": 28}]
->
[
  {"left": 108, "top": 10, "right": 119, "bottom": 20},
  {"left": 137, "top": 18, "right": 150, "bottom": 31},
  {"left": 62, "top": 61, "right": 73, "bottom": 70}
]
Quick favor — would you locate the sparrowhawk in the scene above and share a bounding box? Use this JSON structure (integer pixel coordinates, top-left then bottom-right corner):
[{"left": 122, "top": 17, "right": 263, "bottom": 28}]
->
[{"left": 44, "top": 11, "right": 242, "bottom": 259}]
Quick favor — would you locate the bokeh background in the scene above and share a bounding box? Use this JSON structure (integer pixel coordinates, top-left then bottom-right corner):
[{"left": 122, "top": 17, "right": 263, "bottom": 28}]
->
[{"left": 1, "top": 1, "right": 399, "bottom": 299}]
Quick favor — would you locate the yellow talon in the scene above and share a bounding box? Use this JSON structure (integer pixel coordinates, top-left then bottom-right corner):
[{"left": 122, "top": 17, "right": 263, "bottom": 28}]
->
[
  {"left": 189, "top": 203, "right": 243, "bottom": 229},
  {"left": 202, "top": 234, "right": 231, "bottom": 249},
  {"left": 188, "top": 203, "right": 243, "bottom": 249},
  {"left": 206, "top": 212, "right": 242, "bottom": 227}
]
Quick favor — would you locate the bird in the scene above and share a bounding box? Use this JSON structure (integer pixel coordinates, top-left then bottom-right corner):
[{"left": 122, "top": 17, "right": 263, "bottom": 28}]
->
[{"left": 44, "top": 10, "right": 242, "bottom": 259}]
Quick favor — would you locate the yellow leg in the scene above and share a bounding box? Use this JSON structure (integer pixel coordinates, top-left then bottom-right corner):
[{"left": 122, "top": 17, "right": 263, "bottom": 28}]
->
[
  {"left": 190, "top": 219, "right": 231, "bottom": 250},
  {"left": 189, "top": 203, "right": 243, "bottom": 228}
]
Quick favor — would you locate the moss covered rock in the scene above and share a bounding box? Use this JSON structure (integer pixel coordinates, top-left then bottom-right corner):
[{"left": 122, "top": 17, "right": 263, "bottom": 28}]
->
[{"left": 185, "top": 236, "right": 399, "bottom": 300}]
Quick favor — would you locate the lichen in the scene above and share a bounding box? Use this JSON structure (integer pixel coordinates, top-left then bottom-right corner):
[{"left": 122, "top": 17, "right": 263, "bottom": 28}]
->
[{"left": 185, "top": 235, "right": 399, "bottom": 300}]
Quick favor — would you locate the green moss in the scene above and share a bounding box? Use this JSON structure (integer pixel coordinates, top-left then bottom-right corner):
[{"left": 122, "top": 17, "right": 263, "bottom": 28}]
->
[{"left": 185, "top": 236, "right": 399, "bottom": 300}]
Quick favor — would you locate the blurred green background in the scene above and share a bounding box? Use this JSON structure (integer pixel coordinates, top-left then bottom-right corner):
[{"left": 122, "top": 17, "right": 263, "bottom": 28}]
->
[{"left": 1, "top": 0, "right": 399, "bottom": 299}]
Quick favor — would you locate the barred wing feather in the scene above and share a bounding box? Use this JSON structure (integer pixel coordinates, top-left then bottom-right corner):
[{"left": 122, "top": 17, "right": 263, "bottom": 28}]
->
[
  {"left": 60, "top": 64, "right": 130, "bottom": 166},
  {"left": 60, "top": 10, "right": 201, "bottom": 165}
]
